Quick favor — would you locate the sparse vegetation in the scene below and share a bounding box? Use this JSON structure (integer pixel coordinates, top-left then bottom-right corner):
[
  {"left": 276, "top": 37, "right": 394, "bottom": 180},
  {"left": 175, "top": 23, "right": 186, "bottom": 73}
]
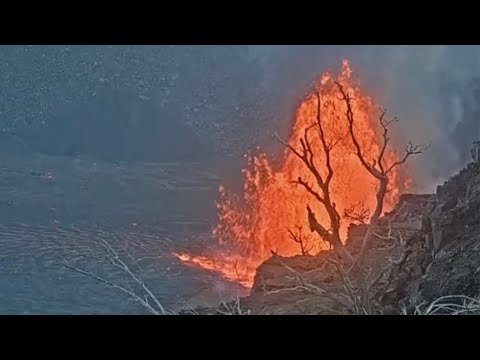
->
[{"left": 402, "top": 295, "right": 480, "bottom": 315}]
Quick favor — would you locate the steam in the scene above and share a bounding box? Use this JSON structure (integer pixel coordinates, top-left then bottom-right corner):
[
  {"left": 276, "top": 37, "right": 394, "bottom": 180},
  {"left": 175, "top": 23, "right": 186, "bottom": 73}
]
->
[{"left": 245, "top": 45, "right": 480, "bottom": 193}]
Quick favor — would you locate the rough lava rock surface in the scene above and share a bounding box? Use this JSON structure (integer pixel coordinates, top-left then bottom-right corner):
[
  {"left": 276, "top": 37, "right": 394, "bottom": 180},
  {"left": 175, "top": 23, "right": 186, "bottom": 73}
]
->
[{"left": 182, "top": 161, "right": 480, "bottom": 315}]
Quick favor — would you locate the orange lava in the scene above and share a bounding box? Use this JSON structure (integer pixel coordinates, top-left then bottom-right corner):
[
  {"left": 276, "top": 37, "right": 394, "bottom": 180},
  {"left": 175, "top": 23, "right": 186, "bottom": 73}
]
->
[{"left": 175, "top": 60, "right": 413, "bottom": 288}]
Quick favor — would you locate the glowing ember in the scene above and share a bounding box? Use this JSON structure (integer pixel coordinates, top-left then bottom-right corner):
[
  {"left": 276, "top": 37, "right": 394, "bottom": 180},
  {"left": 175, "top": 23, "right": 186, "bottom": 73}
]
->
[{"left": 175, "top": 60, "right": 413, "bottom": 288}]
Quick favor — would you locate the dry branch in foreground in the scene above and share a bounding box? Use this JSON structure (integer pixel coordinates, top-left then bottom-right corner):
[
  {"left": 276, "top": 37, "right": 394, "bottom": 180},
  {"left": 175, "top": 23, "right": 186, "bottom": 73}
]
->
[
  {"left": 336, "top": 81, "right": 428, "bottom": 266},
  {"left": 328, "top": 225, "right": 409, "bottom": 314},
  {"left": 216, "top": 297, "right": 251, "bottom": 315},
  {"left": 265, "top": 252, "right": 350, "bottom": 310},
  {"left": 62, "top": 238, "right": 168, "bottom": 315},
  {"left": 403, "top": 295, "right": 480, "bottom": 315}
]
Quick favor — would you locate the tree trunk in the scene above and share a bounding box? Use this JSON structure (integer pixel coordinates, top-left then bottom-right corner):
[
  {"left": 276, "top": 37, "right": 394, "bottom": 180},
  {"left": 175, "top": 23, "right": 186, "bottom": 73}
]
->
[{"left": 357, "top": 177, "right": 388, "bottom": 264}]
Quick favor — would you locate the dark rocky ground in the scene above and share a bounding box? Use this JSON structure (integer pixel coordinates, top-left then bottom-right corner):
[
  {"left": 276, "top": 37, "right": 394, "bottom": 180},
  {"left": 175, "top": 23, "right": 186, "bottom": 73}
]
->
[{"left": 186, "top": 161, "right": 480, "bottom": 315}]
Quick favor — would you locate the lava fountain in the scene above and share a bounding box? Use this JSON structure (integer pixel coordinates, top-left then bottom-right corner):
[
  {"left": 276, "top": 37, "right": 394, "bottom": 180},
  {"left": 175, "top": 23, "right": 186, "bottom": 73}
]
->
[{"left": 175, "top": 60, "right": 413, "bottom": 288}]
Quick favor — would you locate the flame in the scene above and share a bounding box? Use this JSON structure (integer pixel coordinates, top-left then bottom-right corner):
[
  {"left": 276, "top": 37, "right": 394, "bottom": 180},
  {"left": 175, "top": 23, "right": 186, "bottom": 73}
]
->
[{"left": 175, "top": 60, "right": 413, "bottom": 288}]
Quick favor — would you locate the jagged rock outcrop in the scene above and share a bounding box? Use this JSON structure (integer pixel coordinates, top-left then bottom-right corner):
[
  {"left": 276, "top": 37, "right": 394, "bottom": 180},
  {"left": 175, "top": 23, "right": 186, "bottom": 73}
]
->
[
  {"left": 182, "top": 161, "right": 480, "bottom": 315},
  {"left": 365, "top": 162, "right": 480, "bottom": 312},
  {"left": 389, "top": 162, "right": 480, "bottom": 311}
]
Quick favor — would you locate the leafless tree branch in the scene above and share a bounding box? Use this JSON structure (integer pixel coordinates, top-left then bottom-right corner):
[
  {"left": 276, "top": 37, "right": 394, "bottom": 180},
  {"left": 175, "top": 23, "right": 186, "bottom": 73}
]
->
[
  {"left": 335, "top": 81, "right": 426, "bottom": 265},
  {"left": 386, "top": 141, "right": 431, "bottom": 174},
  {"left": 62, "top": 239, "right": 168, "bottom": 315},
  {"left": 275, "top": 90, "right": 347, "bottom": 259},
  {"left": 344, "top": 202, "right": 371, "bottom": 225},
  {"left": 405, "top": 295, "right": 480, "bottom": 315},
  {"left": 266, "top": 253, "right": 348, "bottom": 306},
  {"left": 292, "top": 177, "right": 325, "bottom": 205},
  {"left": 216, "top": 297, "right": 251, "bottom": 315},
  {"left": 288, "top": 226, "right": 315, "bottom": 255}
]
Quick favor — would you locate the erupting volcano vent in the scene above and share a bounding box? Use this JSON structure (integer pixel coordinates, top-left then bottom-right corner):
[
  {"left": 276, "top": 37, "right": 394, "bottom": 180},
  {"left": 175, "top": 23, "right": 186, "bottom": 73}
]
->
[{"left": 175, "top": 60, "right": 414, "bottom": 288}]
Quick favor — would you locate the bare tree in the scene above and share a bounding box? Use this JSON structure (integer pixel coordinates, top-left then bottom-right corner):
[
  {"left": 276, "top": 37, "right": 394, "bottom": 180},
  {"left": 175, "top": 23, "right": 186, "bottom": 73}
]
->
[
  {"left": 336, "top": 82, "right": 428, "bottom": 265},
  {"left": 344, "top": 202, "right": 370, "bottom": 225},
  {"left": 288, "top": 226, "right": 316, "bottom": 255},
  {"left": 272, "top": 81, "right": 428, "bottom": 315},
  {"left": 276, "top": 89, "right": 352, "bottom": 261}
]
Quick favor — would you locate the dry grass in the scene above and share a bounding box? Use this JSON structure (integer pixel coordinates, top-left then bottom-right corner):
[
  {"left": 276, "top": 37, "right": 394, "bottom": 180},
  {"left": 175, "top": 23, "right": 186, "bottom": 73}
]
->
[
  {"left": 216, "top": 297, "right": 251, "bottom": 315},
  {"left": 181, "top": 297, "right": 251, "bottom": 315},
  {"left": 402, "top": 295, "right": 480, "bottom": 315}
]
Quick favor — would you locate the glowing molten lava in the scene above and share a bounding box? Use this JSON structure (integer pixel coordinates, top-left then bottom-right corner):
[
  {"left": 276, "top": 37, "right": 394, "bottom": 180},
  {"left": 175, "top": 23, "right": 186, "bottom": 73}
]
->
[{"left": 175, "top": 60, "right": 413, "bottom": 288}]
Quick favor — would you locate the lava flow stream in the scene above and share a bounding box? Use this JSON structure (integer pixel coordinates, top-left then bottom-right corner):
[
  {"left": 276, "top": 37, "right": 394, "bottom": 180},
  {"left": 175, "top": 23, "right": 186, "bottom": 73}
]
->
[{"left": 175, "top": 60, "right": 413, "bottom": 289}]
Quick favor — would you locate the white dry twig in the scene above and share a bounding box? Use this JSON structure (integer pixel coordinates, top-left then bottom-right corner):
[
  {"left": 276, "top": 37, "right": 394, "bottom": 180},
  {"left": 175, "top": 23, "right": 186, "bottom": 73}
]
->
[
  {"left": 216, "top": 297, "right": 251, "bottom": 315},
  {"left": 404, "top": 295, "right": 480, "bottom": 315},
  {"left": 62, "top": 239, "right": 168, "bottom": 315}
]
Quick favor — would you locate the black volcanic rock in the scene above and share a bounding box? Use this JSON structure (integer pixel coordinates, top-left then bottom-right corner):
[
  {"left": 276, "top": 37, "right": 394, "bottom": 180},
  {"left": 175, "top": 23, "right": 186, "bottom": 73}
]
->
[{"left": 397, "top": 162, "right": 480, "bottom": 308}]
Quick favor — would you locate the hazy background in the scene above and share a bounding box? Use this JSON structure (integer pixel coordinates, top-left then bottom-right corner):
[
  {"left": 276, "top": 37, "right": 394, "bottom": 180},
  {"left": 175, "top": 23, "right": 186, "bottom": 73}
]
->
[{"left": 2, "top": 45, "right": 480, "bottom": 191}]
